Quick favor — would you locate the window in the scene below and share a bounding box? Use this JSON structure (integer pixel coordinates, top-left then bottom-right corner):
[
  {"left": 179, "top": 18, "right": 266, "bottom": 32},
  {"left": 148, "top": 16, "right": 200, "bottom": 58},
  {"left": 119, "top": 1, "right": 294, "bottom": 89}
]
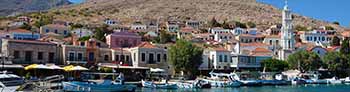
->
[
  {"left": 141, "top": 53, "right": 145, "bottom": 62},
  {"left": 69, "top": 52, "right": 75, "bottom": 61},
  {"left": 133, "top": 53, "right": 136, "bottom": 61},
  {"left": 14, "top": 51, "right": 20, "bottom": 59},
  {"left": 80, "top": 42, "right": 85, "bottom": 46},
  {"left": 89, "top": 52, "right": 94, "bottom": 61},
  {"left": 77, "top": 53, "right": 83, "bottom": 61},
  {"left": 219, "top": 55, "right": 222, "bottom": 62},
  {"left": 38, "top": 52, "right": 43, "bottom": 60},
  {"left": 25, "top": 51, "right": 32, "bottom": 62},
  {"left": 64, "top": 30, "right": 67, "bottom": 35},
  {"left": 149, "top": 53, "right": 155, "bottom": 64},
  {"left": 157, "top": 54, "right": 161, "bottom": 62},
  {"left": 126, "top": 56, "right": 130, "bottom": 62},
  {"left": 224, "top": 55, "right": 227, "bottom": 62},
  {"left": 163, "top": 54, "right": 167, "bottom": 60},
  {"left": 54, "top": 29, "right": 58, "bottom": 33},
  {"left": 269, "top": 40, "right": 272, "bottom": 45},
  {"left": 48, "top": 53, "right": 54, "bottom": 63},
  {"left": 115, "top": 55, "right": 119, "bottom": 61},
  {"left": 45, "top": 29, "right": 50, "bottom": 33},
  {"left": 121, "top": 55, "right": 125, "bottom": 61},
  {"left": 104, "top": 55, "right": 109, "bottom": 61}
]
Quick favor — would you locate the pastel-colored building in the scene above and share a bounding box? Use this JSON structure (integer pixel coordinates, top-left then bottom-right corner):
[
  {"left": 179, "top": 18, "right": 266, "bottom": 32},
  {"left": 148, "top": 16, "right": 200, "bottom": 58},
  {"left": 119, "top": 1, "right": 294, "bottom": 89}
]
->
[
  {"left": 129, "top": 42, "right": 168, "bottom": 69},
  {"left": 40, "top": 24, "right": 70, "bottom": 36},
  {"left": 106, "top": 31, "right": 142, "bottom": 48}
]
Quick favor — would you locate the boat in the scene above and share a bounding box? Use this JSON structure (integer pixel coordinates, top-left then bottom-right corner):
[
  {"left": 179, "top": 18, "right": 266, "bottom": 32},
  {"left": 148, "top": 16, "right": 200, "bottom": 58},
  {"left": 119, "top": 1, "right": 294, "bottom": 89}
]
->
[
  {"left": 62, "top": 72, "right": 136, "bottom": 92},
  {"left": 174, "top": 80, "right": 211, "bottom": 88},
  {"left": 0, "top": 71, "right": 24, "bottom": 92},
  {"left": 340, "top": 77, "right": 350, "bottom": 84},
  {"left": 141, "top": 80, "right": 178, "bottom": 89},
  {"left": 142, "top": 68, "right": 178, "bottom": 89},
  {"left": 299, "top": 72, "right": 328, "bottom": 84},
  {"left": 260, "top": 74, "right": 291, "bottom": 85},
  {"left": 325, "top": 77, "right": 342, "bottom": 84},
  {"left": 199, "top": 72, "right": 241, "bottom": 87}
]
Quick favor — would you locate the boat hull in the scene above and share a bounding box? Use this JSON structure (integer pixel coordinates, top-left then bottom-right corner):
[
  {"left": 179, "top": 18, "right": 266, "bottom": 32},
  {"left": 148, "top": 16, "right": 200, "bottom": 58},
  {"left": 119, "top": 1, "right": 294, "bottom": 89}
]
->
[
  {"left": 142, "top": 80, "right": 178, "bottom": 89},
  {"left": 0, "top": 86, "right": 20, "bottom": 92},
  {"left": 62, "top": 82, "right": 136, "bottom": 92}
]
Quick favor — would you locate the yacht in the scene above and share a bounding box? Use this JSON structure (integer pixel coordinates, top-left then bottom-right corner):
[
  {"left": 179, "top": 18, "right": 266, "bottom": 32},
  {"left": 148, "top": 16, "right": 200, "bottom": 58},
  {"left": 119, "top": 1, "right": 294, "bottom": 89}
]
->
[{"left": 0, "top": 71, "right": 24, "bottom": 92}]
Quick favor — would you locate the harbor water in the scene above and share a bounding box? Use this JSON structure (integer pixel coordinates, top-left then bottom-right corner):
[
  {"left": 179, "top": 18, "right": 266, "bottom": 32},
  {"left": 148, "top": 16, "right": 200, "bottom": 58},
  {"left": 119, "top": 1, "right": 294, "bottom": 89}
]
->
[{"left": 136, "top": 84, "right": 350, "bottom": 92}]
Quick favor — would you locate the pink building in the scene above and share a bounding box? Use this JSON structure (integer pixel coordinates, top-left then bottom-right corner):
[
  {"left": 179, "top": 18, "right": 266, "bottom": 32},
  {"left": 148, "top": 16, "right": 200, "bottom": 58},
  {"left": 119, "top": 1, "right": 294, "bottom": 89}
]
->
[{"left": 106, "top": 31, "right": 142, "bottom": 48}]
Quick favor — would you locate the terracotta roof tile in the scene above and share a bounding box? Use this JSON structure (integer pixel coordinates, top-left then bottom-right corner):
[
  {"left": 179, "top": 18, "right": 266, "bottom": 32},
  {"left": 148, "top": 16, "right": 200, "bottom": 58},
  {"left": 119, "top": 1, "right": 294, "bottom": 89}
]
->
[
  {"left": 8, "top": 39, "right": 55, "bottom": 45},
  {"left": 137, "top": 42, "right": 158, "bottom": 48},
  {"left": 240, "top": 42, "right": 269, "bottom": 47}
]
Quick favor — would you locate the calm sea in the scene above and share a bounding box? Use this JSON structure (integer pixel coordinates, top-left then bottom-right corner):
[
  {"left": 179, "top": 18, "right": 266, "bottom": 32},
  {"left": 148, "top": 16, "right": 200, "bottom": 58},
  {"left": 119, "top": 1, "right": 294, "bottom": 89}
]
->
[{"left": 136, "top": 84, "right": 350, "bottom": 92}]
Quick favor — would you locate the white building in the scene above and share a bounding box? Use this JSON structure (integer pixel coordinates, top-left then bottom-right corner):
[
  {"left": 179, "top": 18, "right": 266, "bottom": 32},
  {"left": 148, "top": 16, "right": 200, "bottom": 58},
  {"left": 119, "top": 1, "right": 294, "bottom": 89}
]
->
[
  {"left": 71, "top": 28, "right": 93, "bottom": 38},
  {"left": 209, "top": 27, "right": 231, "bottom": 34},
  {"left": 130, "top": 22, "right": 147, "bottom": 30},
  {"left": 200, "top": 48, "right": 232, "bottom": 70},
  {"left": 166, "top": 21, "right": 180, "bottom": 32},
  {"left": 214, "top": 33, "right": 234, "bottom": 43},
  {"left": 299, "top": 30, "right": 335, "bottom": 44}
]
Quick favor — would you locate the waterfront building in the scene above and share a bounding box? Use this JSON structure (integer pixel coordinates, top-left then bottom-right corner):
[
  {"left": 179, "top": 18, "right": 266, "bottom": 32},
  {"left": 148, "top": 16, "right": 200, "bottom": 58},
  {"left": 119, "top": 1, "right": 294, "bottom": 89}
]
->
[
  {"left": 200, "top": 48, "right": 232, "bottom": 70},
  {"left": 231, "top": 54, "right": 271, "bottom": 70},
  {"left": 1, "top": 39, "right": 61, "bottom": 64},
  {"left": 105, "top": 31, "right": 142, "bottom": 48},
  {"left": 111, "top": 48, "right": 132, "bottom": 66},
  {"left": 40, "top": 24, "right": 70, "bottom": 36},
  {"left": 64, "top": 38, "right": 111, "bottom": 65},
  {"left": 129, "top": 42, "right": 168, "bottom": 69}
]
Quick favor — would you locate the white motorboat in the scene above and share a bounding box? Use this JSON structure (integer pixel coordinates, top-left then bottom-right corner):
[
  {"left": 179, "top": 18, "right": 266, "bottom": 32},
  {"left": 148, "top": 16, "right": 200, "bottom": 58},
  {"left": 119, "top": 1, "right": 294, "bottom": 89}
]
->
[
  {"left": 340, "top": 77, "right": 350, "bottom": 84},
  {"left": 325, "top": 77, "right": 342, "bottom": 84},
  {"left": 200, "top": 72, "right": 241, "bottom": 87},
  {"left": 0, "top": 71, "right": 24, "bottom": 92}
]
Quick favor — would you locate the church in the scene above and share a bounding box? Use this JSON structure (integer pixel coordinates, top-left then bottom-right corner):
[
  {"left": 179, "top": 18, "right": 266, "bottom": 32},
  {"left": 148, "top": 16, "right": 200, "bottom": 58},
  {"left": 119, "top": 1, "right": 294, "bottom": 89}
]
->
[{"left": 278, "top": 1, "right": 296, "bottom": 60}]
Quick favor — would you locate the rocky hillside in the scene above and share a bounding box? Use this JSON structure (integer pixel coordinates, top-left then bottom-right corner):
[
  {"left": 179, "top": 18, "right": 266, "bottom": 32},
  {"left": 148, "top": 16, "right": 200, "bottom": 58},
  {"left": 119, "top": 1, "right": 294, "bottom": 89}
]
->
[
  {"left": 5, "top": 0, "right": 344, "bottom": 30},
  {"left": 0, "top": 0, "right": 71, "bottom": 16}
]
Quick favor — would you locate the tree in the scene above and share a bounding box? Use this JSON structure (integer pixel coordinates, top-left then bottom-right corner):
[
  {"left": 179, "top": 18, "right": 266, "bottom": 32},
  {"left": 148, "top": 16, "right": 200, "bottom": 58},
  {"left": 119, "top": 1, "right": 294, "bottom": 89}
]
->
[
  {"left": 340, "top": 39, "right": 350, "bottom": 55},
  {"left": 235, "top": 21, "right": 247, "bottom": 28},
  {"left": 330, "top": 36, "right": 341, "bottom": 46},
  {"left": 325, "top": 26, "right": 335, "bottom": 30},
  {"left": 287, "top": 50, "right": 323, "bottom": 72},
  {"left": 94, "top": 28, "right": 106, "bottom": 42},
  {"left": 33, "top": 14, "right": 53, "bottom": 28},
  {"left": 246, "top": 21, "right": 256, "bottom": 28},
  {"left": 261, "top": 59, "right": 289, "bottom": 72},
  {"left": 168, "top": 39, "right": 203, "bottom": 78},
  {"left": 159, "top": 30, "right": 173, "bottom": 44},
  {"left": 332, "top": 21, "right": 340, "bottom": 25},
  {"left": 222, "top": 20, "right": 231, "bottom": 29},
  {"left": 323, "top": 52, "right": 350, "bottom": 77},
  {"left": 19, "top": 23, "right": 32, "bottom": 30},
  {"left": 294, "top": 25, "right": 308, "bottom": 31},
  {"left": 209, "top": 17, "right": 221, "bottom": 27}
]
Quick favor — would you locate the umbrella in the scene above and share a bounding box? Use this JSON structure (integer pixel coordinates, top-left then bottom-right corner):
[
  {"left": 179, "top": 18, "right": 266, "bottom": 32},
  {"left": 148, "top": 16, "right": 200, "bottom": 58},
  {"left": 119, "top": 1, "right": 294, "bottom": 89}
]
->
[
  {"left": 46, "top": 64, "right": 63, "bottom": 70},
  {"left": 25, "top": 64, "right": 51, "bottom": 70},
  {"left": 150, "top": 68, "right": 165, "bottom": 72},
  {"left": 63, "top": 65, "right": 74, "bottom": 71},
  {"left": 69, "top": 66, "right": 89, "bottom": 71}
]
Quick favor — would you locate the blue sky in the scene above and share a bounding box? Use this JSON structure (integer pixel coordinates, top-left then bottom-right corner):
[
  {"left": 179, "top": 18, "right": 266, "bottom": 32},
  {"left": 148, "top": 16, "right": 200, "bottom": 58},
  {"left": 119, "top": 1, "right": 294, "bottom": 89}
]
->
[
  {"left": 68, "top": 0, "right": 84, "bottom": 4},
  {"left": 257, "top": 0, "right": 350, "bottom": 27}
]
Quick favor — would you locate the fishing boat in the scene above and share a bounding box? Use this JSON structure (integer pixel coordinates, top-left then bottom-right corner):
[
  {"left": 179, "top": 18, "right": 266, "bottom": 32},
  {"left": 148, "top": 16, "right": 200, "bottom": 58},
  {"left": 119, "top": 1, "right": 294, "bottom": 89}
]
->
[
  {"left": 299, "top": 73, "right": 328, "bottom": 84},
  {"left": 141, "top": 79, "right": 178, "bottom": 89},
  {"left": 199, "top": 72, "right": 241, "bottom": 87},
  {"left": 0, "top": 71, "right": 24, "bottom": 92},
  {"left": 141, "top": 68, "right": 177, "bottom": 89},
  {"left": 174, "top": 80, "right": 211, "bottom": 88},
  {"left": 62, "top": 72, "right": 136, "bottom": 92},
  {"left": 260, "top": 74, "right": 291, "bottom": 85}
]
